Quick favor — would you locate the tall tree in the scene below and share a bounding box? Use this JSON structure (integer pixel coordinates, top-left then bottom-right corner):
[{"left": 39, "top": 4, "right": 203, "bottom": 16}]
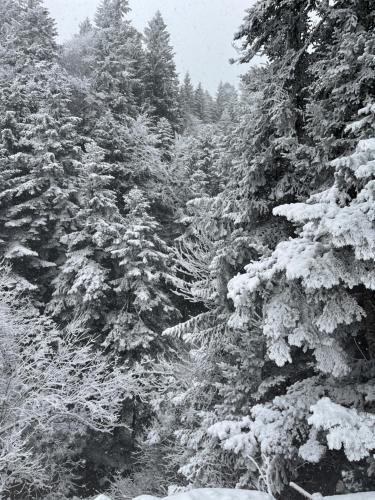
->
[
  {"left": 228, "top": 113, "right": 375, "bottom": 496},
  {"left": 194, "top": 82, "right": 207, "bottom": 122},
  {"left": 140, "top": 1, "right": 375, "bottom": 496},
  {"left": 0, "top": 0, "right": 83, "bottom": 298},
  {"left": 143, "top": 11, "right": 180, "bottom": 129},
  {"left": 215, "top": 82, "right": 237, "bottom": 121},
  {"left": 91, "top": 0, "right": 142, "bottom": 118},
  {"left": 178, "top": 72, "right": 197, "bottom": 130}
]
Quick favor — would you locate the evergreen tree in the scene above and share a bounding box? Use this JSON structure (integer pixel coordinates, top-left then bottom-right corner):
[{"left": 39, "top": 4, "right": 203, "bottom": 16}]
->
[
  {"left": 0, "top": 0, "right": 83, "bottom": 297},
  {"left": 204, "top": 90, "right": 216, "bottom": 123},
  {"left": 194, "top": 82, "right": 207, "bottom": 122},
  {"left": 92, "top": 0, "right": 142, "bottom": 118},
  {"left": 187, "top": 1, "right": 375, "bottom": 496},
  {"left": 179, "top": 72, "right": 196, "bottom": 129},
  {"left": 307, "top": 0, "right": 375, "bottom": 162},
  {"left": 95, "top": 0, "right": 129, "bottom": 26},
  {"left": 106, "top": 187, "right": 176, "bottom": 353},
  {"left": 181, "top": 73, "right": 195, "bottom": 112},
  {"left": 228, "top": 112, "right": 375, "bottom": 495},
  {"left": 155, "top": 117, "right": 175, "bottom": 162},
  {"left": 141, "top": 1, "right": 375, "bottom": 496},
  {"left": 47, "top": 143, "right": 124, "bottom": 337},
  {"left": 143, "top": 11, "right": 180, "bottom": 129},
  {"left": 215, "top": 81, "right": 237, "bottom": 121}
]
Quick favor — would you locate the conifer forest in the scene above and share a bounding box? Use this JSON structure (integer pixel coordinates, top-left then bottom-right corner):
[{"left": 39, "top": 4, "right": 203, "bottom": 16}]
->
[{"left": 0, "top": 0, "right": 375, "bottom": 499}]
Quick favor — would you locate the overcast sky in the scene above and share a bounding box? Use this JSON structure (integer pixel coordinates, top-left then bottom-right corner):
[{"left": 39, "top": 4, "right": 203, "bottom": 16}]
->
[{"left": 44, "top": 0, "right": 257, "bottom": 94}]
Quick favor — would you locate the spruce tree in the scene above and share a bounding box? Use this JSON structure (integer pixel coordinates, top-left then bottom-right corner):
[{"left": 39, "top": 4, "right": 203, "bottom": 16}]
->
[
  {"left": 179, "top": 72, "right": 196, "bottom": 129},
  {"left": 215, "top": 82, "right": 237, "bottom": 121},
  {"left": 140, "top": 0, "right": 360, "bottom": 494},
  {"left": 194, "top": 82, "right": 207, "bottom": 122},
  {"left": 47, "top": 143, "right": 124, "bottom": 337},
  {"left": 92, "top": 0, "right": 141, "bottom": 118},
  {"left": 204, "top": 90, "right": 216, "bottom": 123},
  {"left": 143, "top": 11, "right": 180, "bottom": 129},
  {"left": 194, "top": 1, "right": 375, "bottom": 495},
  {"left": 0, "top": 0, "right": 82, "bottom": 297},
  {"left": 228, "top": 112, "right": 375, "bottom": 495}
]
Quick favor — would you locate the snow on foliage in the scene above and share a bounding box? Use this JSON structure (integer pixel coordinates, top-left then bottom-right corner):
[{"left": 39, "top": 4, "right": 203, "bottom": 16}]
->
[
  {"left": 0, "top": 263, "right": 138, "bottom": 497},
  {"left": 228, "top": 136, "right": 375, "bottom": 373},
  {"left": 1, "top": 0, "right": 375, "bottom": 497},
  {"left": 309, "top": 398, "right": 375, "bottom": 461}
]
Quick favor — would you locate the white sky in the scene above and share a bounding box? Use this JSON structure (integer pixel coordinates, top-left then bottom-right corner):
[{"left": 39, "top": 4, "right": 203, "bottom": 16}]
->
[{"left": 44, "top": 0, "right": 258, "bottom": 94}]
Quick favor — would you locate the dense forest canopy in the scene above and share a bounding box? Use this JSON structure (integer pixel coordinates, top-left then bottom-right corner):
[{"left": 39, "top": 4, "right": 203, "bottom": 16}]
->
[{"left": 0, "top": 0, "right": 374, "bottom": 499}]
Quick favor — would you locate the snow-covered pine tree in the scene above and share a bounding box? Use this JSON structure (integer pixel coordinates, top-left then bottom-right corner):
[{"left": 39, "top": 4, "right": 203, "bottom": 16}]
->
[
  {"left": 208, "top": 3, "right": 375, "bottom": 495},
  {"left": 204, "top": 90, "right": 217, "bottom": 124},
  {"left": 91, "top": 0, "right": 143, "bottom": 118},
  {"left": 155, "top": 117, "right": 175, "bottom": 162},
  {"left": 143, "top": 11, "right": 180, "bottom": 130},
  {"left": 0, "top": 0, "right": 84, "bottom": 298},
  {"left": 194, "top": 83, "right": 207, "bottom": 123},
  {"left": 140, "top": 0, "right": 366, "bottom": 494},
  {"left": 228, "top": 105, "right": 375, "bottom": 496},
  {"left": 215, "top": 82, "right": 237, "bottom": 122},
  {"left": 179, "top": 72, "right": 196, "bottom": 130},
  {"left": 106, "top": 187, "right": 176, "bottom": 353},
  {"left": 47, "top": 143, "right": 124, "bottom": 338},
  {"left": 307, "top": 0, "right": 375, "bottom": 163},
  {"left": 198, "top": 2, "right": 375, "bottom": 495}
]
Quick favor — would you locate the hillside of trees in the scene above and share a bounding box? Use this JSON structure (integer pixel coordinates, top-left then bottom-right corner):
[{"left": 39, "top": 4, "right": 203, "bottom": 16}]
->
[{"left": 0, "top": 0, "right": 375, "bottom": 499}]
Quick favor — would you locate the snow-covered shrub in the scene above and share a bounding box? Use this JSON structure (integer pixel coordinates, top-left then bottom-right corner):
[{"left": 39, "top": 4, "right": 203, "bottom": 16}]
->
[{"left": 0, "top": 264, "right": 137, "bottom": 498}]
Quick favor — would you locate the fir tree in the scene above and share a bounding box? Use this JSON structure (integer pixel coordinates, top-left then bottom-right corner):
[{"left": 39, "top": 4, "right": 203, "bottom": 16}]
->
[
  {"left": 204, "top": 90, "right": 216, "bottom": 123},
  {"left": 155, "top": 117, "right": 175, "bottom": 162},
  {"left": 47, "top": 143, "right": 124, "bottom": 337},
  {"left": 140, "top": 1, "right": 375, "bottom": 495},
  {"left": 194, "top": 82, "right": 207, "bottom": 122},
  {"left": 0, "top": 0, "right": 82, "bottom": 297},
  {"left": 228, "top": 115, "right": 375, "bottom": 495},
  {"left": 143, "top": 11, "right": 180, "bottom": 129},
  {"left": 179, "top": 72, "right": 196, "bottom": 129},
  {"left": 215, "top": 82, "right": 237, "bottom": 121},
  {"left": 92, "top": 0, "right": 141, "bottom": 118}
]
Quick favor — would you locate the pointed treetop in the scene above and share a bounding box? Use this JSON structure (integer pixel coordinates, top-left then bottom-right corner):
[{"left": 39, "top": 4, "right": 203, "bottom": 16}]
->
[
  {"left": 95, "top": 0, "right": 130, "bottom": 29},
  {"left": 79, "top": 17, "right": 93, "bottom": 35},
  {"left": 153, "top": 10, "right": 165, "bottom": 26},
  {"left": 145, "top": 10, "right": 169, "bottom": 41}
]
